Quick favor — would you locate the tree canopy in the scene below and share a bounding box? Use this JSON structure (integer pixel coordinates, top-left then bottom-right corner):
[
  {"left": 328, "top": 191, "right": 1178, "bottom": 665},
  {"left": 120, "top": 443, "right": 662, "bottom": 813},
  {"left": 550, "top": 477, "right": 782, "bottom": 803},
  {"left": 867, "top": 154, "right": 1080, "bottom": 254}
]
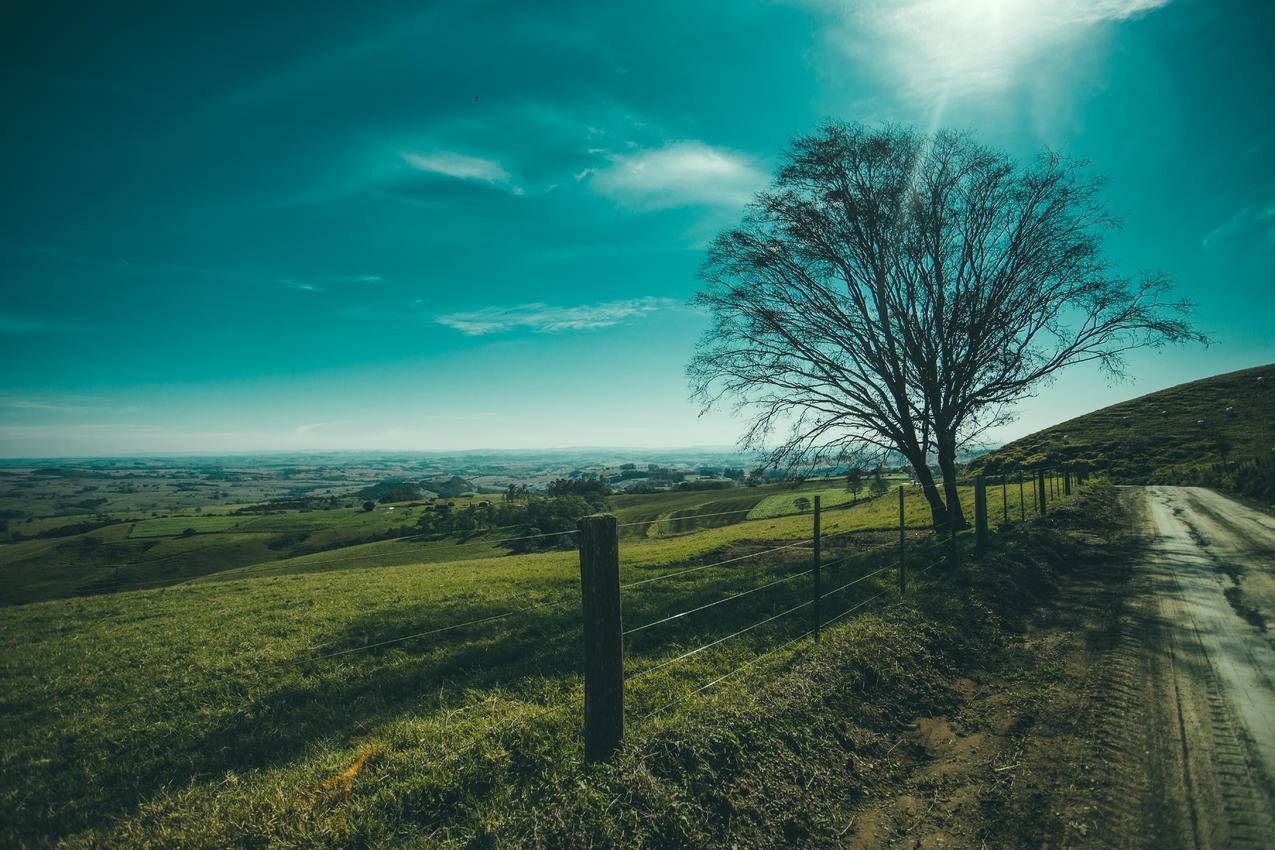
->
[{"left": 690, "top": 122, "right": 1202, "bottom": 528}]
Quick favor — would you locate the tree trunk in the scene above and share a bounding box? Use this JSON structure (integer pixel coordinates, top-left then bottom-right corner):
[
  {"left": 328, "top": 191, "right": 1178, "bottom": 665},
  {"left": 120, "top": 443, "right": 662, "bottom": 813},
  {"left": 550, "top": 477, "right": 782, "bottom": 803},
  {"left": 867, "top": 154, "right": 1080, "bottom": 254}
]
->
[
  {"left": 905, "top": 454, "right": 949, "bottom": 530},
  {"left": 936, "top": 438, "right": 968, "bottom": 530}
]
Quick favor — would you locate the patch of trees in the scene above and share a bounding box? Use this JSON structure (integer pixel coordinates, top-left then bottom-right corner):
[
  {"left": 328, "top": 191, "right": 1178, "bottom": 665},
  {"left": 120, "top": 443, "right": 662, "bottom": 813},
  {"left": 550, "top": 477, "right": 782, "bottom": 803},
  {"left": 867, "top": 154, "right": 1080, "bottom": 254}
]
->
[
  {"left": 232, "top": 495, "right": 347, "bottom": 515},
  {"left": 31, "top": 467, "right": 109, "bottom": 479},
  {"left": 353, "top": 479, "right": 425, "bottom": 502},
  {"left": 67, "top": 497, "right": 108, "bottom": 510},
  {"left": 415, "top": 493, "right": 601, "bottom": 553},
  {"left": 546, "top": 476, "right": 610, "bottom": 500},
  {"left": 845, "top": 468, "right": 864, "bottom": 501},
  {"left": 869, "top": 469, "right": 889, "bottom": 498},
  {"left": 503, "top": 484, "right": 531, "bottom": 502}
]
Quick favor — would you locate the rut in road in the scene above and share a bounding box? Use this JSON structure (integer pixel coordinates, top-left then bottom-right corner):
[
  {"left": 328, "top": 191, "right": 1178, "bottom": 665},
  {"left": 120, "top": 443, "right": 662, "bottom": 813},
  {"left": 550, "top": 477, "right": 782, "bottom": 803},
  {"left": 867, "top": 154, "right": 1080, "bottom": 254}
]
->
[{"left": 1085, "top": 486, "right": 1275, "bottom": 849}]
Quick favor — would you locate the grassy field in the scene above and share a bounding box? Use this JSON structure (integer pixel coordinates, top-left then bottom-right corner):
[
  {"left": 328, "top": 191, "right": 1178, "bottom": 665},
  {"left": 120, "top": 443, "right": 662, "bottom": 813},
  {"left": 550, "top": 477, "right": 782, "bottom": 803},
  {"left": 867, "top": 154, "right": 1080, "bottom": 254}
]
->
[
  {"left": 0, "top": 473, "right": 1085, "bottom": 846},
  {"left": 969, "top": 363, "right": 1275, "bottom": 481},
  {"left": 746, "top": 475, "right": 909, "bottom": 520},
  {"left": 0, "top": 502, "right": 431, "bottom": 605},
  {"left": 608, "top": 486, "right": 772, "bottom": 538}
]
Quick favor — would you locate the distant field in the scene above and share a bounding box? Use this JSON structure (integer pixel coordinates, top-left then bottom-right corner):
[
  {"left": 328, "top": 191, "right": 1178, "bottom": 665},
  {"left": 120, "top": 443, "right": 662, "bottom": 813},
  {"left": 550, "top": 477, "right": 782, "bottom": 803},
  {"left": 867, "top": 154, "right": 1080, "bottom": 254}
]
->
[
  {"left": 126, "top": 515, "right": 251, "bottom": 537},
  {"left": 0, "top": 503, "right": 428, "bottom": 605},
  {"left": 746, "top": 476, "right": 908, "bottom": 520},
  {"left": 608, "top": 487, "right": 771, "bottom": 538},
  {"left": 607, "top": 477, "right": 910, "bottom": 538},
  {"left": 0, "top": 470, "right": 1074, "bottom": 606}
]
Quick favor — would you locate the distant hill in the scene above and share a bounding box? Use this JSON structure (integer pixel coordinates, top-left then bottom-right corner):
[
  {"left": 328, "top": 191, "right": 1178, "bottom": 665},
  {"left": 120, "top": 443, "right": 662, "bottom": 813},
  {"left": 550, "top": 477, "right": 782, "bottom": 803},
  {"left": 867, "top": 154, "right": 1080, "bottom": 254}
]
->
[
  {"left": 968, "top": 364, "right": 1275, "bottom": 483},
  {"left": 425, "top": 475, "right": 478, "bottom": 498}
]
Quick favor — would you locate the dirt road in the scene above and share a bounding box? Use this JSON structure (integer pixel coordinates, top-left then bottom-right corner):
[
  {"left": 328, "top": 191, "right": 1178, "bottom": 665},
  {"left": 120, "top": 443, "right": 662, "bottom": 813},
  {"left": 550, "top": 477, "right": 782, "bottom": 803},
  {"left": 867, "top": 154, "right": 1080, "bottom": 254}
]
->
[
  {"left": 815, "top": 484, "right": 1275, "bottom": 849},
  {"left": 1099, "top": 486, "right": 1275, "bottom": 848}
]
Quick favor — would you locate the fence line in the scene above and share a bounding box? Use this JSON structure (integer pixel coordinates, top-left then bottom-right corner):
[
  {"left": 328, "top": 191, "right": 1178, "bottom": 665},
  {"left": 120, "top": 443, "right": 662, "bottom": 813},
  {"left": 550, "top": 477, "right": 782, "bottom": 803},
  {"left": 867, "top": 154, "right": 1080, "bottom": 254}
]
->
[
  {"left": 583, "top": 466, "right": 1086, "bottom": 755},
  {"left": 624, "top": 595, "right": 818, "bottom": 683},
  {"left": 618, "top": 540, "right": 811, "bottom": 589},
  {"left": 622, "top": 566, "right": 817, "bottom": 636},
  {"left": 638, "top": 565, "right": 910, "bottom": 722}
]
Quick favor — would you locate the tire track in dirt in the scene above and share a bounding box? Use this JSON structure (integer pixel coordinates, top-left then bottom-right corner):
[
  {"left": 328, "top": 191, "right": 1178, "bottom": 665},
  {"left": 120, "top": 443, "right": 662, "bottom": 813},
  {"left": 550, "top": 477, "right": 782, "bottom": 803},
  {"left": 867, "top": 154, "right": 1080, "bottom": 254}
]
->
[{"left": 1078, "top": 486, "right": 1275, "bottom": 849}]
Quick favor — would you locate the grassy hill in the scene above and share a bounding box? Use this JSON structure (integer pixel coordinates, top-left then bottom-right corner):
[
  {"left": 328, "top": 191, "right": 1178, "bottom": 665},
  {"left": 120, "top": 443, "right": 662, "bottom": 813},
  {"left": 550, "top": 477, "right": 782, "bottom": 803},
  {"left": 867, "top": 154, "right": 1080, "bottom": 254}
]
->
[{"left": 968, "top": 363, "right": 1275, "bottom": 483}]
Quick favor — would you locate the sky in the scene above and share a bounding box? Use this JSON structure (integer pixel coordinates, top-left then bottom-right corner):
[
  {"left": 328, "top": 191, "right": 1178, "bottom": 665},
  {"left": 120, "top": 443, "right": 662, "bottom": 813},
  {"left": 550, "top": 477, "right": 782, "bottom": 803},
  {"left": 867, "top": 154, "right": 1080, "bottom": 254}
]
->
[{"left": 1, "top": 0, "right": 1272, "bottom": 458}]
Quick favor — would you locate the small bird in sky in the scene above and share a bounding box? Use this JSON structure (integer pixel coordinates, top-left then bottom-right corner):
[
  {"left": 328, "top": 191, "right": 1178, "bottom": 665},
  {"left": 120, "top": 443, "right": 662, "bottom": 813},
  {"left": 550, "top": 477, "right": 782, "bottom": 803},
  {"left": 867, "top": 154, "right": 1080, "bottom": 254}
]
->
[{"left": 473, "top": 94, "right": 479, "bottom": 102}]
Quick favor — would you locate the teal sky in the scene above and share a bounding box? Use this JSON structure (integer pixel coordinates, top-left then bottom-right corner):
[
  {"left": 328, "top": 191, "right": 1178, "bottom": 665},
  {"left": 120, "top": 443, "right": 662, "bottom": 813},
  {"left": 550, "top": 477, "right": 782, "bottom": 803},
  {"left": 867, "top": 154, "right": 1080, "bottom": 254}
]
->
[{"left": 1, "top": 0, "right": 1272, "bottom": 458}]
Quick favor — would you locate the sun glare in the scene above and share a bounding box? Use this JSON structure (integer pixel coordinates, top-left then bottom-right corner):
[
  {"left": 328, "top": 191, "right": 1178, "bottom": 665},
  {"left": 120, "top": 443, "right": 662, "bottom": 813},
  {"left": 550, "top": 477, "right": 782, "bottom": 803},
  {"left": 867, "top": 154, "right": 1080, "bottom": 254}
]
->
[{"left": 857, "top": 0, "right": 1170, "bottom": 102}]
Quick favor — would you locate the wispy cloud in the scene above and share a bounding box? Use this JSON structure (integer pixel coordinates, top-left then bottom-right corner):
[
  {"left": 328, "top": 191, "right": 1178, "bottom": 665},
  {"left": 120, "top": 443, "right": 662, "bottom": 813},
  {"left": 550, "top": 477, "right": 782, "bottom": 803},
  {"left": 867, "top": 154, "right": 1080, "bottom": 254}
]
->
[
  {"left": 587, "top": 141, "right": 766, "bottom": 210},
  {"left": 279, "top": 273, "right": 384, "bottom": 292},
  {"left": 280, "top": 278, "right": 326, "bottom": 292},
  {"left": 437, "top": 297, "right": 676, "bottom": 335},
  {"left": 403, "top": 150, "right": 510, "bottom": 183},
  {"left": 0, "top": 394, "right": 140, "bottom": 415},
  {"left": 1202, "top": 199, "right": 1275, "bottom": 251}
]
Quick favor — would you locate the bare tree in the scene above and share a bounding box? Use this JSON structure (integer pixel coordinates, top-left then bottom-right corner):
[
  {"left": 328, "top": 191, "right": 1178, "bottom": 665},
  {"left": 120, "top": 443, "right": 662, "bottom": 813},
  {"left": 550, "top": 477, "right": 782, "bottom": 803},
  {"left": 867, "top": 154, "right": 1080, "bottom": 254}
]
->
[{"left": 689, "top": 123, "right": 1202, "bottom": 530}]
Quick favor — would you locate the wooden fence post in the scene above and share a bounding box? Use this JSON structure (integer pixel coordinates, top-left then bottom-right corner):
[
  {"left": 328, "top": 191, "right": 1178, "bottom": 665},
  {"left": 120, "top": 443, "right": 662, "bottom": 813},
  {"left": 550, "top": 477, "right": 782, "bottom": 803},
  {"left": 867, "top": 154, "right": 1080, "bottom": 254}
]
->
[
  {"left": 1037, "top": 468, "right": 1047, "bottom": 515},
  {"left": 578, "top": 513, "right": 623, "bottom": 762},
  {"left": 1064, "top": 463, "right": 1072, "bottom": 496},
  {"left": 974, "top": 475, "right": 989, "bottom": 556},
  {"left": 898, "top": 485, "right": 907, "bottom": 593},
  {"left": 1018, "top": 469, "right": 1025, "bottom": 522},
  {"left": 812, "top": 495, "right": 821, "bottom": 643},
  {"left": 1001, "top": 474, "right": 1008, "bottom": 526}
]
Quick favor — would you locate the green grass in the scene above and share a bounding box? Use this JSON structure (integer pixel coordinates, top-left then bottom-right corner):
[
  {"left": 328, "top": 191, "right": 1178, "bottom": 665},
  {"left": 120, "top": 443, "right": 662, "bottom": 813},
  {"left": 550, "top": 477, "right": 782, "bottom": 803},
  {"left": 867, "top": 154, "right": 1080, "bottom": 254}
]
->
[
  {"left": 970, "top": 363, "right": 1275, "bottom": 482},
  {"left": 607, "top": 487, "right": 772, "bottom": 538},
  {"left": 126, "top": 515, "right": 252, "bottom": 537},
  {"left": 746, "top": 477, "right": 908, "bottom": 521},
  {"left": 0, "top": 503, "right": 432, "bottom": 605},
  {"left": 0, "top": 527, "right": 872, "bottom": 845},
  {"left": 0, "top": 474, "right": 1088, "bottom": 846}
]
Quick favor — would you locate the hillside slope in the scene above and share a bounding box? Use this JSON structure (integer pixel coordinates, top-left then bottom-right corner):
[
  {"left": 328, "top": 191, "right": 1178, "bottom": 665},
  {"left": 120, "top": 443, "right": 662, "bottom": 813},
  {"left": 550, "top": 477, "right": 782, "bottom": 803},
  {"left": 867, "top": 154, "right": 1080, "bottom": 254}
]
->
[{"left": 969, "top": 364, "right": 1275, "bottom": 482}]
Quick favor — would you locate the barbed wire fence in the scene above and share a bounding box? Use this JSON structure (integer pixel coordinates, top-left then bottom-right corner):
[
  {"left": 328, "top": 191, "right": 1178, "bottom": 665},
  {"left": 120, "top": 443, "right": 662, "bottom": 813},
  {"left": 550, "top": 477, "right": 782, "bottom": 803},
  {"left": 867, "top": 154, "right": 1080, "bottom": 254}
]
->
[{"left": 568, "top": 463, "right": 1084, "bottom": 760}]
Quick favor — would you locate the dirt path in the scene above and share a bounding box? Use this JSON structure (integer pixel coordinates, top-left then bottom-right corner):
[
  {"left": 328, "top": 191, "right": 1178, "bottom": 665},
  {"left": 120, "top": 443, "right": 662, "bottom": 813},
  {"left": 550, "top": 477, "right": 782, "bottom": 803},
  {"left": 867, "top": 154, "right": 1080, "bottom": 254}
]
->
[
  {"left": 837, "top": 485, "right": 1275, "bottom": 849},
  {"left": 1099, "top": 485, "right": 1275, "bottom": 848}
]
